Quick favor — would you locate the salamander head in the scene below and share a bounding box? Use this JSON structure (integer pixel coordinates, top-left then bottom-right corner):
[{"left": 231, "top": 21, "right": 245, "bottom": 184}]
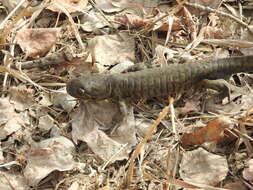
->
[{"left": 66, "top": 74, "right": 111, "bottom": 100}]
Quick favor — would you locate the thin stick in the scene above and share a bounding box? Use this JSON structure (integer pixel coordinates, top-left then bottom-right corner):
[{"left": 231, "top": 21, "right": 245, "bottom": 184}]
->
[
  {"left": 186, "top": 2, "right": 252, "bottom": 33},
  {"left": 126, "top": 99, "right": 172, "bottom": 186},
  {"left": 54, "top": 3, "right": 85, "bottom": 50},
  {"left": 0, "top": 0, "right": 26, "bottom": 29}
]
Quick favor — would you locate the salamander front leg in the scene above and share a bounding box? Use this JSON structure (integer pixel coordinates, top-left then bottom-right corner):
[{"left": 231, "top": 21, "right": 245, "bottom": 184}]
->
[
  {"left": 200, "top": 79, "right": 244, "bottom": 102},
  {"left": 110, "top": 100, "right": 133, "bottom": 135}
]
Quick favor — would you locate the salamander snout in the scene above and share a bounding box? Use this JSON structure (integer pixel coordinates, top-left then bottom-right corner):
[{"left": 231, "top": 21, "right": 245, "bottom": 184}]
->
[
  {"left": 66, "top": 74, "right": 112, "bottom": 100},
  {"left": 66, "top": 79, "right": 86, "bottom": 99}
]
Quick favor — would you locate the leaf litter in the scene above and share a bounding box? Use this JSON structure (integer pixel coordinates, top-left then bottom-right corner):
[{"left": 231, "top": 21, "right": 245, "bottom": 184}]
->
[{"left": 0, "top": 0, "right": 253, "bottom": 189}]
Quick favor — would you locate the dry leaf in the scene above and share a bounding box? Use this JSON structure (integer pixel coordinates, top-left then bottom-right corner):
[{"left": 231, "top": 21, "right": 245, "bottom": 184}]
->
[
  {"left": 135, "top": 118, "right": 154, "bottom": 138},
  {"left": 0, "top": 98, "right": 24, "bottom": 139},
  {"left": 71, "top": 101, "right": 137, "bottom": 162},
  {"left": 51, "top": 87, "right": 77, "bottom": 112},
  {"left": 203, "top": 26, "right": 224, "bottom": 39},
  {"left": 68, "top": 181, "right": 80, "bottom": 190},
  {"left": 178, "top": 101, "right": 200, "bottom": 115},
  {"left": 178, "top": 6, "right": 196, "bottom": 39},
  {"left": 80, "top": 10, "right": 119, "bottom": 32},
  {"left": 24, "top": 136, "right": 76, "bottom": 186},
  {"left": 38, "top": 115, "right": 56, "bottom": 131},
  {"left": 180, "top": 148, "right": 228, "bottom": 186},
  {"left": 47, "top": 0, "right": 88, "bottom": 13},
  {"left": 88, "top": 32, "right": 135, "bottom": 66},
  {"left": 243, "top": 159, "right": 253, "bottom": 181},
  {"left": 152, "top": 9, "right": 181, "bottom": 32},
  {"left": 109, "top": 60, "right": 134, "bottom": 73},
  {"left": 181, "top": 117, "right": 233, "bottom": 148},
  {"left": 15, "top": 28, "right": 61, "bottom": 57},
  {"left": 116, "top": 12, "right": 183, "bottom": 32},
  {"left": 241, "top": 25, "right": 253, "bottom": 55},
  {"left": 9, "top": 86, "right": 34, "bottom": 111},
  {"left": 95, "top": 0, "right": 126, "bottom": 13},
  {"left": 0, "top": 171, "right": 29, "bottom": 190},
  {"left": 116, "top": 13, "right": 147, "bottom": 28}
]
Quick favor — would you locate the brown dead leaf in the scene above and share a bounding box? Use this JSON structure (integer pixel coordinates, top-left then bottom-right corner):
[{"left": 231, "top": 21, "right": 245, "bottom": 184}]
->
[
  {"left": 116, "top": 13, "right": 147, "bottom": 28},
  {"left": 180, "top": 148, "right": 228, "bottom": 186},
  {"left": 151, "top": 9, "right": 183, "bottom": 32},
  {"left": 95, "top": 0, "right": 126, "bottom": 13},
  {"left": 51, "top": 87, "right": 77, "bottom": 112},
  {"left": 178, "top": 6, "right": 196, "bottom": 39},
  {"left": 203, "top": 26, "right": 225, "bottom": 39},
  {"left": 88, "top": 32, "right": 135, "bottom": 66},
  {"left": 38, "top": 115, "right": 56, "bottom": 131},
  {"left": 47, "top": 0, "right": 88, "bottom": 13},
  {"left": 241, "top": 25, "right": 253, "bottom": 55},
  {"left": 178, "top": 100, "right": 200, "bottom": 115},
  {"left": 181, "top": 117, "right": 233, "bottom": 148},
  {"left": 243, "top": 159, "right": 253, "bottom": 181},
  {"left": 71, "top": 101, "right": 137, "bottom": 162},
  {"left": 9, "top": 86, "right": 34, "bottom": 111},
  {"left": 24, "top": 137, "right": 76, "bottom": 186},
  {"left": 116, "top": 11, "right": 183, "bottom": 32},
  {"left": 0, "top": 171, "right": 29, "bottom": 190},
  {"left": 80, "top": 10, "right": 120, "bottom": 32},
  {"left": 15, "top": 28, "right": 61, "bottom": 57},
  {"left": 0, "top": 98, "right": 24, "bottom": 139}
]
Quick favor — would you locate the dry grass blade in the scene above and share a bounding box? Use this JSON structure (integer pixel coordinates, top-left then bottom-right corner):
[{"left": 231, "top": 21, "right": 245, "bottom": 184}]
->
[
  {"left": 182, "top": 26, "right": 205, "bottom": 54},
  {"left": 237, "top": 104, "right": 253, "bottom": 154},
  {"left": 0, "top": 66, "right": 26, "bottom": 83},
  {"left": 0, "top": 0, "right": 49, "bottom": 46},
  {"left": 88, "top": 0, "right": 116, "bottom": 29},
  {"left": 144, "top": 172, "right": 197, "bottom": 189},
  {"left": 0, "top": 66, "right": 46, "bottom": 91},
  {"left": 141, "top": 0, "right": 188, "bottom": 33},
  {"left": 202, "top": 39, "right": 253, "bottom": 48},
  {"left": 88, "top": 0, "right": 124, "bottom": 41},
  {"left": 54, "top": 3, "right": 85, "bottom": 50},
  {"left": 126, "top": 99, "right": 172, "bottom": 186},
  {"left": 2, "top": 174, "right": 16, "bottom": 190},
  {"left": 0, "top": 0, "right": 26, "bottom": 29},
  {"left": 186, "top": 2, "right": 252, "bottom": 33},
  {"left": 144, "top": 172, "right": 228, "bottom": 190}
]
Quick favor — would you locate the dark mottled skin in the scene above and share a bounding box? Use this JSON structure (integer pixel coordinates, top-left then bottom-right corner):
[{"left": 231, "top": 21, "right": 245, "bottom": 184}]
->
[{"left": 66, "top": 56, "right": 253, "bottom": 100}]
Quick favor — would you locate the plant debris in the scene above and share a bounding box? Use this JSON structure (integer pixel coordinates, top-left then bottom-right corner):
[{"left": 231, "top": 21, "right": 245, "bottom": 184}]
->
[{"left": 0, "top": 0, "right": 253, "bottom": 189}]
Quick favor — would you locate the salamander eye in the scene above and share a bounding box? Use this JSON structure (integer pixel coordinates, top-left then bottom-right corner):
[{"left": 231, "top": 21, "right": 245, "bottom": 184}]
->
[{"left": 77, "top": 87, "right": 86, "bottom": 96}]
